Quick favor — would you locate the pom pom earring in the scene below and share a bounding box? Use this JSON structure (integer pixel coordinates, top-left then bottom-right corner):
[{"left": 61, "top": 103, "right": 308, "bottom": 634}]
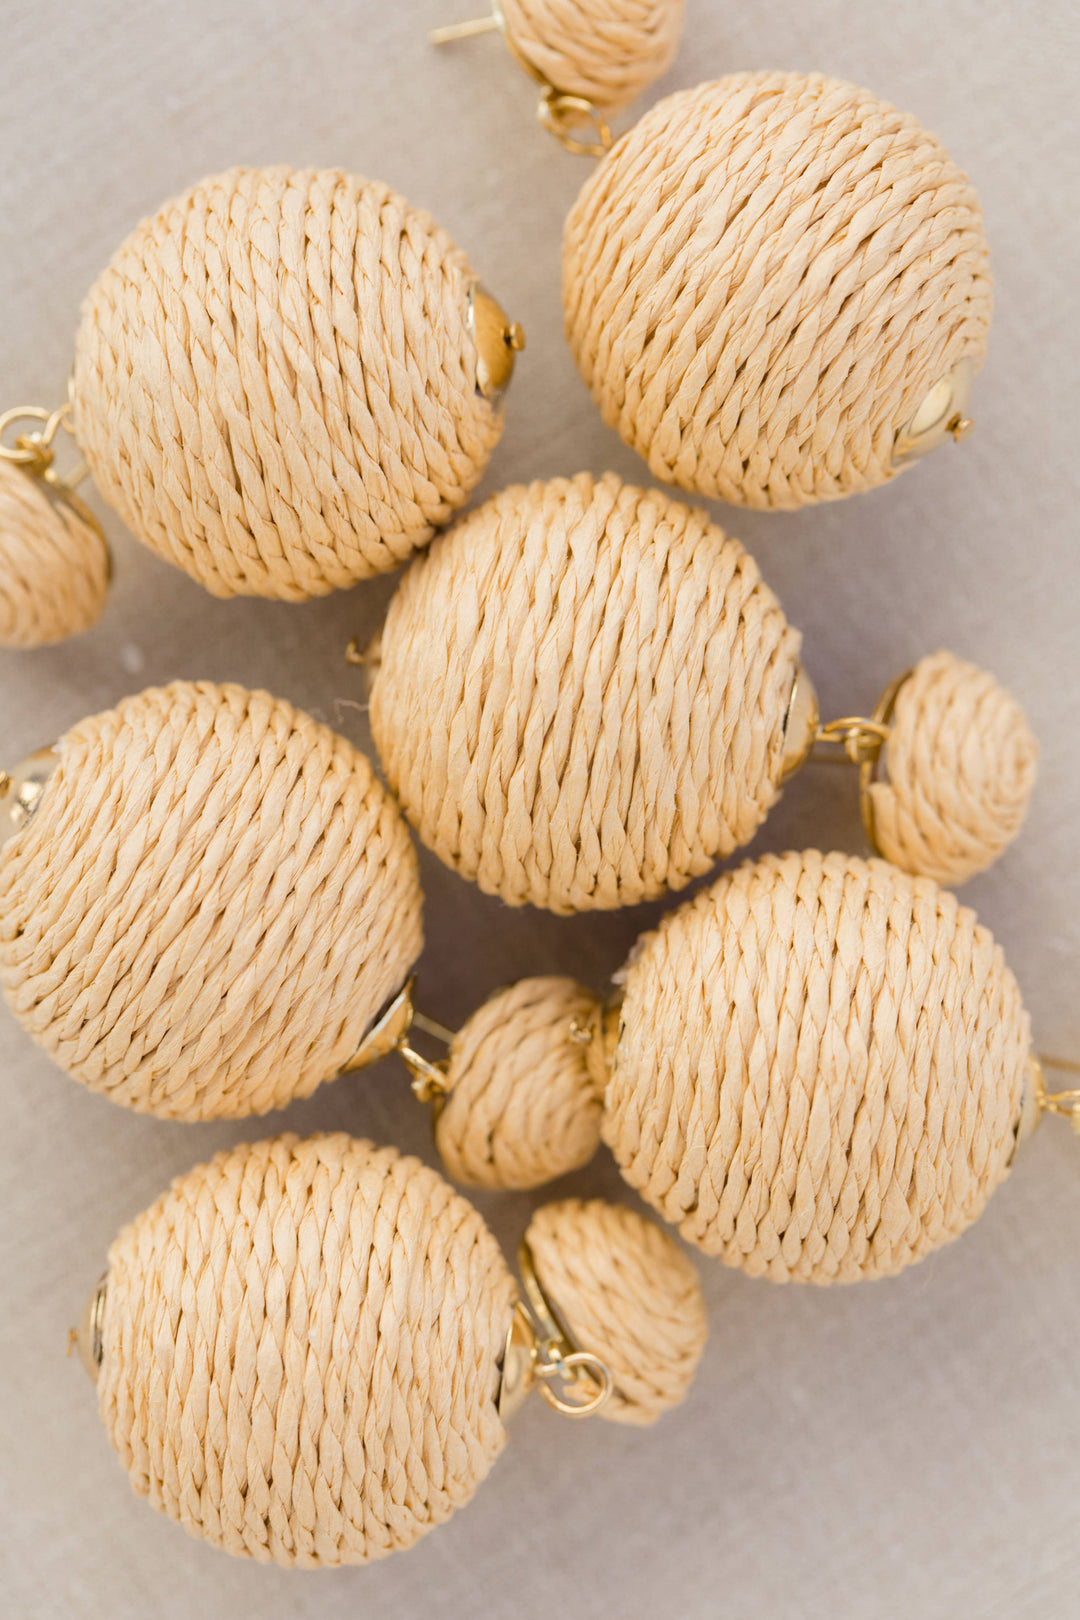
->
[
  {"left": 431, "top": 0, "right": 683, "bottom": 152},
  {"left": 365, "top": 850, "right": 1077, "bottom": 1286},
  {"left": 1, "top": 167, "right": 523, "bottom": 646},
  {"left": 562, "top": 72, "right": 991, "bottom": 506},
  {"left": 0, "top": 681, "right": 422, "bottom": 1118},
  {"left": 363, "top": 472, "right": 1035, "bottom": 911},
  {"left": 74, "top": 1133, "right": 705, "bottom": 1566}
]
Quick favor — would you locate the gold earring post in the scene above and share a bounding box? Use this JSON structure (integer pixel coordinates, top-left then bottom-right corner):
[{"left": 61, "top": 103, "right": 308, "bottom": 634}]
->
[{"left": 430, "top": 14, "right": 499, "bottom": 44}]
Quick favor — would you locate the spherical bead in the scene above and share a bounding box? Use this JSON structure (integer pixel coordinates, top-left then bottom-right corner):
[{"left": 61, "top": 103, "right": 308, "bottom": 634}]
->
[
  {"left": 500, "top": 0, "right": 682, "bottom": 109},
  {"left": 525, "top": 1197, "right": 706, "bottom": 1423},
  {"left": 0, "top": 459, "right": 109, "bottom": 647},
  {"left": 563, "top": 73, "right": 993, "bottom": 507},
  {"left": 0, "top": 682, "right": 421, "bottom": 1118},
  {"left": 370, "top": 471, "right": 799, "bottom": 912},
  {"left": 73, "top": 167, "right": 504, "bottom": 600},
  {"left": 436, "top": 976, "right": 605, "bottom": 1187},
  {"left": 96, "top": 1135, "right": 516, "bottom": 1566},
  {"left": 869, "top": 651, "right": 1037, "bottom": 887},
  {"left": 606, "top": 851, "right": 1031, "bottom": 1282}
]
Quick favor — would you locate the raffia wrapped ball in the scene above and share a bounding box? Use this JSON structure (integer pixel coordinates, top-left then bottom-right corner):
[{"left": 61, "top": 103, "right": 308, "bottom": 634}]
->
[
  {"left": 95, "top": 1135, "right": 517, "bottom": 1567},
  {"left": 72, "top": 167, "right": 505, "bottom": 600},
  {"left": 370, "top": 471, "right": 800, "bottom": 912},
  {"left": 0, "top": 682, "right": 421, "bottom": 1118},
  {"left": 608, "top": 850, "right": 1032, "bottom": 1282},
  {"left": 436, "top": 976, "right": 607, "bottom": 1187},
  {"left": 0, "top": 459, "right": 109, "bottom": 647},
  {"left": 868, "top": 651, "right": 1037, "bottom": 887},
  {"left": 500, "top": 0, "right": 683, "bottom": 109},
  {"left": 563, "top": 72, "right": 993, "bottom": 507},
  {"left": 524, "top": 1197, "right": 706, "bottom": 1423}
]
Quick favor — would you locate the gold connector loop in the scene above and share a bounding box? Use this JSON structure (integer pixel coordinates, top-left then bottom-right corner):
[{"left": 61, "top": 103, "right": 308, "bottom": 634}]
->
[
  {"left": 342, "top": 978, "right": 451, "bottom": 1105},
  {"left": 813, "top": 716, "right": 891, "bottom": 767},
  {"left": 0, "top": 400, "right": 105, "bottom": 544},
  {"left": 538, "top": 90, "right": 612, "bottom": 157},
  {"left": 517, "top": 1236, "right": 613, "bottom": 1419},
  {"left": 1034, "top": 1055, "right": 1080, "bottom": 1135}
]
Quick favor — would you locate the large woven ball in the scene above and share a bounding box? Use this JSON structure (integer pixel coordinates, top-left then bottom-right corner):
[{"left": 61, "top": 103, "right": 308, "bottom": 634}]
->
[
  {"left": 0, "top": 682, "right": 422, "bottom": 1118},
  {"left": 370, "top": 471, "right": 800, "bottom": 911},
  {"left": 0, "top": 459, "right": 109, "bottom": 647},
  {"left": 500, "top": 0, "right": 682, "bottom": 110},
  {"left": 73, "top": 167, "right": 505, "bottom": 599},
  {"left": 606, "top": 850, "right": 1031, "bottom": 1282},
  {"left": 95, "top": 1135, "right": 516, "bottom": 1566},
  {"left": 564, "top": 73, "right": 993, "bottom": 508}
]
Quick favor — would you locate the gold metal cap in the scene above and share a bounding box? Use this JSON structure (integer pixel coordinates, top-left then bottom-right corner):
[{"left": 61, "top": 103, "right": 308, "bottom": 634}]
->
[
  {"left": 780, "top": 667, "right": 820, "bottom": 784},
  {"left": 892, "top": 358, "right": 975, "bottom": 466},
  {"left": 469, "top": 285, "right": 525, "bottom": 402},
  {"left": 0, "top": 745, "right": 59, "bottom": 846}
]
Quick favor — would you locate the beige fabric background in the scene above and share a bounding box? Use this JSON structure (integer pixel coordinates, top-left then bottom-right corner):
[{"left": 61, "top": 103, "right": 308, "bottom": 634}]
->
[{"left": 1, "top": 2, "right": 1077, "bottom": 1615}]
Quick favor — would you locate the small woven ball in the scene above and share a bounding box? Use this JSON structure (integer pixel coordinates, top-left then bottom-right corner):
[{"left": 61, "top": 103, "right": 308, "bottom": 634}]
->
[
  {"left": 95, "top": 1135, "right": 517, "bottom": 1567},
  {"left": 436, "top": 976, "right": 606, "bottom": 1187},
  {"left": 868, "top": 650, "right": 1037, "bottom": 886},
  {"left": 0, "top": 681, "right": 421, "bottom": 1118},
  {"left": 607, "top": 850, "right": 1031, "bottom": 1282},
  {"left": 563, "top": 72, "right": 993, "bottom": 507},
  {"left": 500, "top": 0, "right": 682, "bottom": 110},
  {"left": 370, "top": 471, "right": 800, "bottom": 911},
  {"left": 525, "top": 1197, "right": 706, "bottom": 1423},
  {"left": 0, "top": 459, "right": 109, "bottom": 647},
  {"left": 72, "top": 167, "right": 505, "bottom": 600}
]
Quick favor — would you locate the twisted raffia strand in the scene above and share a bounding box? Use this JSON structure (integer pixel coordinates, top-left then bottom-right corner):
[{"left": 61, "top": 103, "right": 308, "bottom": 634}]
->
[
  {"left": 563, "top": 73, "right": 992, "bottom": 507},
  {"left": 0, "top": 682, "right": 422, "bottom": 1118},
  {"left": 371, "top": 471, "right": 799, "bottom": 911},
  {"left": 73, "top": 168, "right": 502, "bottom": 600}
]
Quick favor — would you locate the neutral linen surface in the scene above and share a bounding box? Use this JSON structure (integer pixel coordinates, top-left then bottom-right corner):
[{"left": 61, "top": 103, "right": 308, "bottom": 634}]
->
[{"left": 1, "top": 3, "right": 1077, "bottom": 1616}]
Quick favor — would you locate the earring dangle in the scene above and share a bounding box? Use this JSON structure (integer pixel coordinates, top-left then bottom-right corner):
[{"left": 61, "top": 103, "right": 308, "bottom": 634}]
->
[
  {"left": 365, "top": 849, "right": 1075, "bottom": 1289},
  {"left": 432, "top": 0, "right": 683, "bottom": 153},
  {"left": 74, "top": 1133, "right": 706, "bottom": 1566},
  {"left": 362, "top": 471, "right": 1036, "bottom": 912},
  {"left": 0, "top": 680, "right": 423, "bottom": 1119},
  {"left": 0, "top": 166, "right": 524, "bottom": 648}
]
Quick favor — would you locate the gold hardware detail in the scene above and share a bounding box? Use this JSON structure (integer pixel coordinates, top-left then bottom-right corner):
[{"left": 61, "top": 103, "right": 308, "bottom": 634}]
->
[
  {"left": 568, "top": 995, "right": 623, "bottom": 1075},
  {"left": 780, "top": 666, "right": 821, "bottom": 784},
  {"left": 538, "top": 91, "right": 612, "bottom": 156},
  {"left": 809, "top": 670, "right": 915, "bottom": 860},
  {"left": 75, "top": 1273, "right": 108, "bottom": 1383},
  {"left": 343, "top": 978, "right": 451, "bottom": 1105},
  {"left": 430, "top": 13, "right": 501, "bottom": 43},
  {"left": 0, "top": 745, "right": 59, "bottom": 847},
  {"left": 515, "top": 1237, "right": 613, "bottom": 1419},
  {"left": 0, "top": 402, "right": 105, "bottom": 545},
  {"left": 1032, "top": 1055, "right": 1080, "bottom": 1135},
  {"left": 431, "top": 3, "right": 612, "bottom": 156},
  {"left": 469, "top": 285, "right": 526, "bottom": 402},
  {"left": 892, "top": 358, "right": 975, "bottom": 466}
]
